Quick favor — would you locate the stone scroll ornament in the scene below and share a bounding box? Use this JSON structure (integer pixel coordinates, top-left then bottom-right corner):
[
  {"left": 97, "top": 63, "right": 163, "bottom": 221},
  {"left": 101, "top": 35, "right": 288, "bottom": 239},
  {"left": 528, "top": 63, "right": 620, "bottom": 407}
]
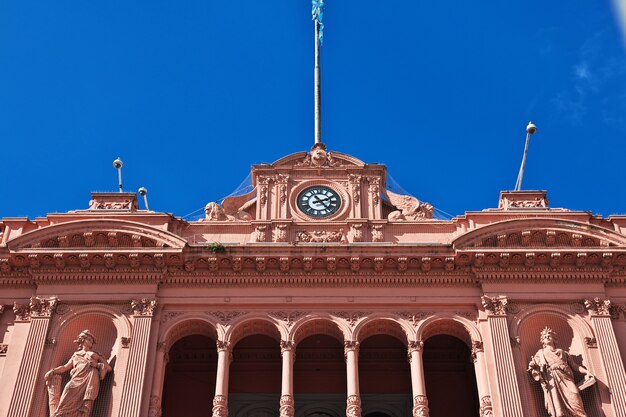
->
[
  {"left": 527, "top": 327, "right": 595, "bottom": 417},
  {"left": 45, "top": 330, "right": 113, "bottom": 417}
]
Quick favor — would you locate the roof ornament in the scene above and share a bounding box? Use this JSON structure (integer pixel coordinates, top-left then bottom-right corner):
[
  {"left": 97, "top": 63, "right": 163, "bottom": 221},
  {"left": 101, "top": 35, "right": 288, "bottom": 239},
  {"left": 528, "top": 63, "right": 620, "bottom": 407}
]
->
[
  {"left": 514, "top": 121, "right": 538, "bottom": 191},
  {"left": 295, "top": 143, "right": 341, "bottom": 168},
  {"left": 384, "top": 189, "right": 434, "bottom": 221},
  {"left": 204, "top": 188, "right": 256, "bottom": 221}
]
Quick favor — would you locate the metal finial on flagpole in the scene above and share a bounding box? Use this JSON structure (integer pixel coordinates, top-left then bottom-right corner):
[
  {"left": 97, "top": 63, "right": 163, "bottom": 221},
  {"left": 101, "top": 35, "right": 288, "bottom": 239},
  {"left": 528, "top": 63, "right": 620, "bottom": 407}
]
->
[
  {"left": 113, "top": 157, "right": 123, "bottom": 192},
  {"left": 312, "top": 0, "right": 324, "bottom": 145},
  {"left": 514, "top": 122, "right": 537, "bottom": 191}
]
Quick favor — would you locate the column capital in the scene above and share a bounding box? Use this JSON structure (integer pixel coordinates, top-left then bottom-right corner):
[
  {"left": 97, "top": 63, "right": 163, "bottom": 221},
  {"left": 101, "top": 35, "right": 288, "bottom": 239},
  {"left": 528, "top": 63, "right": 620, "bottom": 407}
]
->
[
  {"left": 471, "top": 340, "right": 484, "bottom": 363},
  {"left": 413, "top": 395, "right": 430, "bottom": 417},
  {"left": 344, "top": 340, "right": 360, "bottom": 358},
  {"left": 346, "top": 394, "right": 362, "bottom": 417},
  {"left": 481, "top": 295, "right": 508, "bottom": 316},
  {"left": 13, "top": 296, "right": 58, "bottom": 321},
  {"left": 130, "top": 298, "right": 157, "bottom": 317},
  {"left": 584, "top": 297, "right": 620, "bottom": 318},
  {"left": 408, "top": 340, "right": 424, "bottom": 361},
  {"left": 216, "top": 340, "right": 231, "bottom": 353},
  {"left": 280, "top": 340, "right": 295, "bottom": 354}
]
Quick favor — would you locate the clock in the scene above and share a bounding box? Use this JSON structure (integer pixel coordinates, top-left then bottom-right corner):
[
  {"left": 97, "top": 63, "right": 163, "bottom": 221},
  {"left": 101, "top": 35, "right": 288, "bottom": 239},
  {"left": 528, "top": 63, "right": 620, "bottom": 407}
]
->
[{"left": 297, "top": 186, "right": 342, "bottom": 218}]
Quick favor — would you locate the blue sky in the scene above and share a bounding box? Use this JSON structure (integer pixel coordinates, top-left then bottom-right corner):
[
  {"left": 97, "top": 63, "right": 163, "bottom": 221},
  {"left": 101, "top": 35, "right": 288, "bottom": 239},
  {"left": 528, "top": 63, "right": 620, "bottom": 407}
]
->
[{"left": 1, "top": 1, "right": 626, "bottom": 220}]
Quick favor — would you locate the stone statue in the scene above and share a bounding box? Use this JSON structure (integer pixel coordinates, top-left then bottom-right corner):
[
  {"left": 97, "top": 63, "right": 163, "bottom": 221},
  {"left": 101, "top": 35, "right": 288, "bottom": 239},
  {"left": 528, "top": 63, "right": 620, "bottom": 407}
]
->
[
  {"left": 528, "top": 327, "right": 595, "bottom": 417},
  {"left": 45, "top": 330, "right": 112, "bottom": 417},
  {"left": 384, "top": 189, "right": 433, "bottom": 221}
]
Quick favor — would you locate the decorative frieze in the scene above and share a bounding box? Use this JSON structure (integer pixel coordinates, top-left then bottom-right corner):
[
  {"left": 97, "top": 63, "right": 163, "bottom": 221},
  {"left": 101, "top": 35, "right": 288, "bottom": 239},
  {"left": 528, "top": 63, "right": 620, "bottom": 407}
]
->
[
  {"left": 210, "top": 311, "right": 245, "bottom": 324},
  {"left": 296, "top": 230, "right": 344, "bottom": 243},
  {"left": 371, "top": 225, "right": 383, "bottom": 242}
]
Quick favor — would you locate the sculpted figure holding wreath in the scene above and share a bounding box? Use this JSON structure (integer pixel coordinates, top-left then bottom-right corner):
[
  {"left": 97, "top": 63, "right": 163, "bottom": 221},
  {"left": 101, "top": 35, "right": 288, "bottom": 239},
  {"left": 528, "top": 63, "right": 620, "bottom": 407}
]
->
[{"left": 45, "top": 330, "right": 112, "bottom": 417}]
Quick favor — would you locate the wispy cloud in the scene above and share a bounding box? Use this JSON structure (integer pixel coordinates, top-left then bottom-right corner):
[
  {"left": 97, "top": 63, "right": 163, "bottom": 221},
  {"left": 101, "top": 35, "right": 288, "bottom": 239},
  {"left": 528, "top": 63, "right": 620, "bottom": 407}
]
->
[{"left": 553, "top": 28, "right": 626, "bottom": 127}]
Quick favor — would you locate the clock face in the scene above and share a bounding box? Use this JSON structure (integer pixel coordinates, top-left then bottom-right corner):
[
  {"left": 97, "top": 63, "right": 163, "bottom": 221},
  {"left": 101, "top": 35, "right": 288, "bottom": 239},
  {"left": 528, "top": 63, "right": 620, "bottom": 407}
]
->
[{"left": 297, "top": 186, "right": 342, "bottom": 218}]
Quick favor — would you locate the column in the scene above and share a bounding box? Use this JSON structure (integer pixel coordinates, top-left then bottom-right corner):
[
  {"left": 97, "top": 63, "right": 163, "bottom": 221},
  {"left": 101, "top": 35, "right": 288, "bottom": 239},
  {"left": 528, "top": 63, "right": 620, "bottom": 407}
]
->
[
  {"left": 6, "top": 297, "right": 57, "bottom": 417},
  {"left": 212, "top": 340, "right": 232, "bottom": 417},
  {"left": 408, "top": 340, "right": 429, "bottom": 417},
  {"left": 118, "top": 299, "right": 158, "bottom": 417},
  {"left": 280, "top": 340, "right": 295, "bottom": 417},
  {"left": 585, "top": 298, "right": 626, "bottom": 416},
  {"left": 344, "top": 341, "right": 361, "bottom": 417},
  {"left": 147, "top": 343, "right": 169, "bottom": 417},
  {"left": 481, "top": 295, "right": 524, "bottom": 417},
  {"left": 471, "top": 341, "right": 493, "bottom": 417}
]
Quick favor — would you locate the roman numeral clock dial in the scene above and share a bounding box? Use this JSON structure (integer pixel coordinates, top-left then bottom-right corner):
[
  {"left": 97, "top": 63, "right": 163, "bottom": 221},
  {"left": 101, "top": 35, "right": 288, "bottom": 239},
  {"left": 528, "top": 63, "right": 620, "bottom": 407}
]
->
[{"left": 297, "top": 186, "right": 341, "bottom": 218}]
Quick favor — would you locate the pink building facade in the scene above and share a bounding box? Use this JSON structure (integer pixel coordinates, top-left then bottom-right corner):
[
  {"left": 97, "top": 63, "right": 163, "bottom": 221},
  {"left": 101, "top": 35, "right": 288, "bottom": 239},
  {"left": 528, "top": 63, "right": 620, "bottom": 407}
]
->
[{"left": 1, "top": 145, "right": 626, "bottom": 417}]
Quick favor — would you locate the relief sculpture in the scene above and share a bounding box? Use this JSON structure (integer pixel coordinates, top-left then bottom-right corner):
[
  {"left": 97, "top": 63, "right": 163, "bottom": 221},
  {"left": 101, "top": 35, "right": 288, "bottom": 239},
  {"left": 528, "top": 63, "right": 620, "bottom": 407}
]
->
[
  {"left": 384, "top": 189, "right": 433, "bottom": 221},
  {"left": 45, "top": 330, "right": 113, "bottom": 417},
  {"left": 527, "top": 327, "right": 595, "bottom": 417}
]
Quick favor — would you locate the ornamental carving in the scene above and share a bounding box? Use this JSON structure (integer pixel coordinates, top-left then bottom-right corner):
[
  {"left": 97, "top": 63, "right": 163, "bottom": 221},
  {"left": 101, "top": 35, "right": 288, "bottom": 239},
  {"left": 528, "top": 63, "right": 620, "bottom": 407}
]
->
[
  {"left": 584, "top": 337, "right": 597, "bottom": 348},
  {"left": 131, "top": 298, "right": 157, "bottom": 316},
  {"left": 397, "top": 311, "right": 432, "bottom": 327},
  {"left": 273, "top": 224, "right": 288, "bottom": 242},
  {"left": 371, "top": 225, "right": 383, "bottom": 242},
  {"left": 584, "top": 298, "right": 618, "bottom": 318},
  {"left": 296, "top": 230, "right": 344, "bottom": 243},
  {"left": 280, "top": 340, "right": 295, "bottom": 354},
  {"left": 346, "top": 395, "right": 362, "bottom": 417},
  {"left": 481, "top": 295, "right": 508, "bottom": 316},
  {"left": 480, "top": 396, "right": 493, "bottom": 417},
  {"left": 148, "top": 395, "right": 162, "bottom": 417},
  {"left": 295, "top": 143, "right": 341, "bottom": 168},
  {"left": 210, "top": 311, "right": 246, "bottom": 324},
  {"left": 350, "top": 257, "right": 360, "bottom": 272},
  {"left": 408, "top": 340, "right": 424, "bottom": 355},
  {"left": 367, "top": 177, "right": 381, "bottom": 206},
  {"left": 397, "top": 257, "right": 407, "bottom": 272},
  {"left": 349, "top": 174, "right": 361, "bottom": 204},
  {"left": 258, "top": 176, "right": 271, "bottom": 207},
  {"left": 334, "top": 311, "right": 367, "bottom": 327},
  {"left": 269, "top": 311, "right": 307, "bottom": 327},
  {"left": 212, "top": 394, "right": 228, "bottom": 417},
  {"left": 0, "top": 258, "right": 10, "bottom": 273},
  {"left": 279, "top": 257, "right": 290, "bottom": 272},
  {"left": 471, "top": 340, "right": 483, "bottom": 362},
  {"left": 255, "top": 225, "right": 268, "bottom": 242},
  {"left": 413, "top": 395, "right": 429, "bottom": 417},
  {"left": 89, "top": 198, "right": 137, "bottom": 210},
  {"left": 498, "top": 191, "right": 548, "bottom": 209},
  {"left": 280, "top": 394, "right": 295, "bottom": 417},
  {"left": 385, "top": 190, "right": 434, "bottom": 221},
  {"left": 350, "top": 224, "right": 364, "bottom": 242},
  {"left": 326, "top": 257, "right": 336, "bottom": 272},
  {"left": 344, "top": 340, "right": 360, "bottom": 353},
  {"left": 15, "top": 296, "right": 58, "bottom": 320},
  {"left": 0, "top": 344, "right": 7, "bottom": 356},
  {"left": 216, "top": 340, "right": 231, "bottom": 352}
]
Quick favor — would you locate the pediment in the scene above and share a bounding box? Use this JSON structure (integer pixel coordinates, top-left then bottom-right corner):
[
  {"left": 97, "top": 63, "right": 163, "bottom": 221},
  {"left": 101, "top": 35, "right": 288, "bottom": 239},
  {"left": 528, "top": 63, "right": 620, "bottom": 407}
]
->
[
  {"left": 6, "top": 219, "right": 187, "bottom": 251},
  {"left": 453, "top": 218, "right": 626, "bottom": 250}
]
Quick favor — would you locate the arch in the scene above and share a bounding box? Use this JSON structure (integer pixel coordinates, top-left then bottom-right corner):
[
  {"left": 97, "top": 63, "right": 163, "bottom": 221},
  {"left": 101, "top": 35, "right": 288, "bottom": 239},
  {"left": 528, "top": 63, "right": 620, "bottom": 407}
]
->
[
  {"left": 416, "top": 313, "right": 482, "bottom": 348},
  {"left": 49, "top": 304, "right": 131, "bottom": 343},
  {"left": 6, "top": 218, "right": 187, "bottom": 250},
  {"left": 354, "top": 314, "right": 413, "bottom": 345},
  {"left": 509, "top": 304, "right": 595, "bottom": 342},
  {"left": 453, "top": 218, "right": 626, "bottom": 249},
  {"left": 290, "top": 315, "right": 349, "bottom": 345},
  {"left": 159, "top": 314, "right": 219, "bottom": 352},
  {"left": 227, "top": 315, "right": 283, "bottom": 347}
]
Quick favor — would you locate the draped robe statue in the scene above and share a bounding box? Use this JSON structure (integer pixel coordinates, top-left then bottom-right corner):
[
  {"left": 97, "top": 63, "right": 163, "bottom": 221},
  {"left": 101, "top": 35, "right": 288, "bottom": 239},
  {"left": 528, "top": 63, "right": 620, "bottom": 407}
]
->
[
  {"left": 528, "top": 327, "right": 595, "bottom": 417},
  {"left": 45, "top": 330, "right": 112, "bottom": 417}
]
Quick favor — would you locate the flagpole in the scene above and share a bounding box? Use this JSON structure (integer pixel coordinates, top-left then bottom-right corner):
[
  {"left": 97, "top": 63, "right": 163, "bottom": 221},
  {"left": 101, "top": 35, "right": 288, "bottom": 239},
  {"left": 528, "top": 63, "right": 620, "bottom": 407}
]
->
[{"left": 314, "top": 16, "right": 322, "bottom": 144}]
